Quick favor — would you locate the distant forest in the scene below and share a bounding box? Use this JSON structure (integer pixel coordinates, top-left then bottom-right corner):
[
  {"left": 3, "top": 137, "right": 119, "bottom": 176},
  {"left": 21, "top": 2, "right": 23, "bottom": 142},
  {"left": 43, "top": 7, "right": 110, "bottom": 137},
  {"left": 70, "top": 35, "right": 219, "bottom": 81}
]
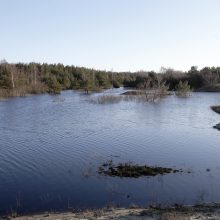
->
[{"left": 1, "top": 60, "right": 220, "bottom": 97}]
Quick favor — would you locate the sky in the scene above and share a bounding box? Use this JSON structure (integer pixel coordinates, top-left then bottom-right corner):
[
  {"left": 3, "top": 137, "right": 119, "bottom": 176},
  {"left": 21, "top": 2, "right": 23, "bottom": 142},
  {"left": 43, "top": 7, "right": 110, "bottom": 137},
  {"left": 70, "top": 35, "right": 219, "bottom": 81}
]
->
[{"left": 1, "top": 0, "right": 220, "bottom": 72}]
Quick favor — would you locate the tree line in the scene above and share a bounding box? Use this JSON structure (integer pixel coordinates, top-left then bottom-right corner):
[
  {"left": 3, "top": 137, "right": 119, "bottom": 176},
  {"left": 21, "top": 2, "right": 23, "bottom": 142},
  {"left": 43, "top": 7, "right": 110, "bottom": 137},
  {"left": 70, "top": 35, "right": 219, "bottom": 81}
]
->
[{"left": 0, "top": 61, "right": 220, "bottom": 97}]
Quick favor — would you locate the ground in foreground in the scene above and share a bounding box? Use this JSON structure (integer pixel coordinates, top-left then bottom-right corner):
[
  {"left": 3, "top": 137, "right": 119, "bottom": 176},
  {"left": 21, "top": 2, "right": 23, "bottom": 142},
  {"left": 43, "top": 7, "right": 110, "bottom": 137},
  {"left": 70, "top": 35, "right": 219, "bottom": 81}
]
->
[{"left": 4, "top": 204, "right": 220, "bottom": 220}]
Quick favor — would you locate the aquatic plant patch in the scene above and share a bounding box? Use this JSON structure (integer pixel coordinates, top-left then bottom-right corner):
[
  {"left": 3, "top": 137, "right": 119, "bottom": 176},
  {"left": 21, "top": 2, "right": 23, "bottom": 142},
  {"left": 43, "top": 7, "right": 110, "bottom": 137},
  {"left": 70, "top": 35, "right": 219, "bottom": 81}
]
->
[{"left": 98, "top": 161, "right": 181, "bottom": 178}]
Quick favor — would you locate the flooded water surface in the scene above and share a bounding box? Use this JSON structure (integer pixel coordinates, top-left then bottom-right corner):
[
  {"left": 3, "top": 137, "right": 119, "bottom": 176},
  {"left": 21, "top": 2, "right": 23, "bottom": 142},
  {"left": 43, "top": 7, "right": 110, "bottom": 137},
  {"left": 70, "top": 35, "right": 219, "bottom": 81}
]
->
[{"left": 0, "top": 89, "right": 220, "bottom": 214}]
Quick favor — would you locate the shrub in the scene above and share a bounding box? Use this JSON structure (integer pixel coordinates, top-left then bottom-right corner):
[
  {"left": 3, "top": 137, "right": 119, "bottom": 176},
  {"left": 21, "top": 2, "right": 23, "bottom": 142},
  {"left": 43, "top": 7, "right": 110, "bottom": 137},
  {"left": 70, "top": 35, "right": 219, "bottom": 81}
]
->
[
  {"left": 175, "top": 81, "right": 191, "bottom": 97},
  {"left": 112, "top": 80, "right": 120, "bottom": 88}
]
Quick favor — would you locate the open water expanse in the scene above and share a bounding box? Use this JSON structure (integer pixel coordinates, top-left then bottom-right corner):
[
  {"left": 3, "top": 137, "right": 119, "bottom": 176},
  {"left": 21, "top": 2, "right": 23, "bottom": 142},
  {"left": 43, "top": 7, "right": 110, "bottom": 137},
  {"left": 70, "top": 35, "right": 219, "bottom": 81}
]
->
[{"left": 0, "top": 89, "right": 220, "bottom": 215}]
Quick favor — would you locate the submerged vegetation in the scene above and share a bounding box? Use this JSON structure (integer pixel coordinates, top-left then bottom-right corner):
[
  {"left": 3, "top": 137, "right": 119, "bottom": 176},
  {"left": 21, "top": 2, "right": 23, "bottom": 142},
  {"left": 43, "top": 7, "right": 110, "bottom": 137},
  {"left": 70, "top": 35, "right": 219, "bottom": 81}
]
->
[
  {"left": 98, "top": 161, "right": 181, "bottom": 178},
  {"left": 1, "top": 61, "right": 220, "bottom": 98},
  {"left": 91, "top": 95, "right": 123, "bottom": 104}
]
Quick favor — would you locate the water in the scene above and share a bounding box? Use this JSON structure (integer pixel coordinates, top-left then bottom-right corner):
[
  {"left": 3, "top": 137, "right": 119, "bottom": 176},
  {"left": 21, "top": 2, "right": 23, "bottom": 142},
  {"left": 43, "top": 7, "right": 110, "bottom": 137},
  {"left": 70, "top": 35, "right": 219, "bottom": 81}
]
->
[{"left": 0, "top": 89, "right": 220, "bottom": 215}]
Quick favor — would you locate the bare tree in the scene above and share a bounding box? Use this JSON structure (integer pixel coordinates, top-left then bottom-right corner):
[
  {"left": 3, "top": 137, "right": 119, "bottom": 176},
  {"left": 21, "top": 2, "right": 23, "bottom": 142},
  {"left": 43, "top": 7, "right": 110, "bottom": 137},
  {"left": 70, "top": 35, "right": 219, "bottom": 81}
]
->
[
  {"left": 8, "top": 64, "right": 15, "bottom": 89},
  {"left": 32, "top": 63, "right": 37, "bottom": 86},
  {"left": 11, "top": 68, "right": 15, "bottom": 89}
]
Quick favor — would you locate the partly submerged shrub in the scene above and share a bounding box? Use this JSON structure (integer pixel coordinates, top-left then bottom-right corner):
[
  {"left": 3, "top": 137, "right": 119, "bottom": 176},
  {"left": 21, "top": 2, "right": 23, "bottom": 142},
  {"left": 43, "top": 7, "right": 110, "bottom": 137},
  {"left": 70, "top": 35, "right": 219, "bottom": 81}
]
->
[{"left": 175, "top": 81, "right": 191, "bottom": 97}]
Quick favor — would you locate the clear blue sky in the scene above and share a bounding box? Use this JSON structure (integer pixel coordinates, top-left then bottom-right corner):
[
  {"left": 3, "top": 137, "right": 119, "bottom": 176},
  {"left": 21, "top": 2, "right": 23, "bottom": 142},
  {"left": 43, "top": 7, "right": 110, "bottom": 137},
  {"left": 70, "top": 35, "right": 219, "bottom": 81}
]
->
[{"left": 1, "top": 0, "right": 220, "bottom": 72}]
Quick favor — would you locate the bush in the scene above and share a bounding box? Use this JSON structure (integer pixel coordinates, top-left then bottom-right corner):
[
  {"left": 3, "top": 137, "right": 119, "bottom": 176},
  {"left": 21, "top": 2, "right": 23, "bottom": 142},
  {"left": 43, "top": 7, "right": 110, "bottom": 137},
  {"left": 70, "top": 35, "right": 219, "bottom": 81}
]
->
[
  {"left": 112, "top": 80, "right": 120, "bottom": 88},
  {"left": 175, "top": 81, "right": 191, "bottom": 97}
]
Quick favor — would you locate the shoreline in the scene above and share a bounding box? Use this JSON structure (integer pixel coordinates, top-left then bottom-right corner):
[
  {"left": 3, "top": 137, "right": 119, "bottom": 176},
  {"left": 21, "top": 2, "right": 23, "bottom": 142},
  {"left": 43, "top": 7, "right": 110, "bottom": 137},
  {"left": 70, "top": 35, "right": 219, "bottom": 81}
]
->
[{"left": 4, "top": 204, "right": 220, "bottom": 220}]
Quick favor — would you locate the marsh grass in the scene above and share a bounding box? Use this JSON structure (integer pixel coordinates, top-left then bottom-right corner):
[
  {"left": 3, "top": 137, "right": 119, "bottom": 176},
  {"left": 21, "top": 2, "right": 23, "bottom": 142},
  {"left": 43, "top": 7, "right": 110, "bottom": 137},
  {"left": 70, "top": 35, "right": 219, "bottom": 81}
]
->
[
  {"left": 0, "top": 89, "right": 26, "bottom": 97},
  {"left": 0, "top": 85, "right": 47, "bottom": 98}
]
